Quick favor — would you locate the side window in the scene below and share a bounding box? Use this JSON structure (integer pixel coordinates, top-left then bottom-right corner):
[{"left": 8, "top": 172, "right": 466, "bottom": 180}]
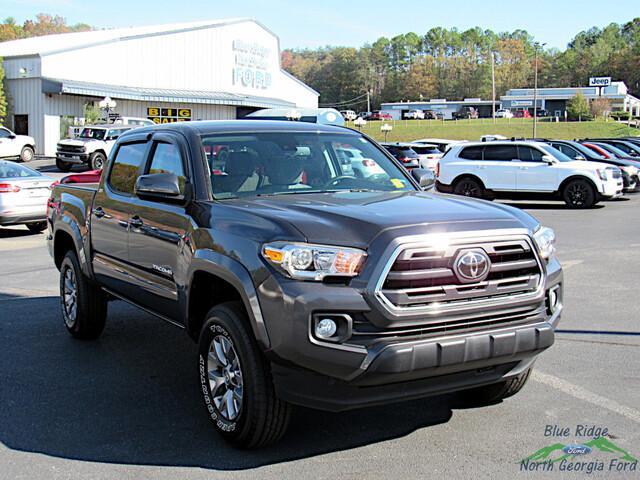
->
[
  {"left": 552, "top": 144, "right": 576, "bottom": 159},
  {"left": 148, "top": 142, "right": 187, "bottom": 194},
  {"left": 518, "top": 146, "right": 544, "bottom": 161},
  {"left": 108, "top": 142, "right": 148, "bottom": 195},
  {"left": 0, "top": 128, "right": 11, "bottom": 139},
  {"left": 459, "top": 146, "right": 483, "bottom": 160},
  {"left": 484, "top": 145, "right": 518, "bottom": 161}
]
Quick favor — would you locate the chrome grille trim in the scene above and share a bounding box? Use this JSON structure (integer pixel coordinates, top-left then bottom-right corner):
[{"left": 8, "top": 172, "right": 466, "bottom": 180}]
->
[{"left": 374, "top": 233, "right": 544, "bottom": 316}]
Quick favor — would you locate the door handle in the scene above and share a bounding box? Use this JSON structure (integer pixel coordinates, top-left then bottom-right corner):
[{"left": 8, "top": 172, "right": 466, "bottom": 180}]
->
[
  {"left": 129, "top": 216, "right": 144, "bottom": 228},
  {"left": 93, "top": 207, "right": 105, "bottom": 219}
]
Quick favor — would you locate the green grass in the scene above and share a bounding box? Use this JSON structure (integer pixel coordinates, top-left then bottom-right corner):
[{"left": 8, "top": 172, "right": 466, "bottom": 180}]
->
[{"left": 352, "top": 118, "right": 638, "bottom": 142}]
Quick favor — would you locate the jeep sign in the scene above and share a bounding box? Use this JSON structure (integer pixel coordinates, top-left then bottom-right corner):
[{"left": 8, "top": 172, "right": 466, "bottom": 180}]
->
[{"left": 589, "top": 77, "right": 611, "bottom": 87}]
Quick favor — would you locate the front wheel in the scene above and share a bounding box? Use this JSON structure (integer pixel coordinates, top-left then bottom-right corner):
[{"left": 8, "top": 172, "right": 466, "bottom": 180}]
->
[
  {"left": 89, "top": 152, "right": 106, "bottom": 170},
  {"left": 457, "top": 368, "right": 532, "bottom": 406},
  {"left": 20, "top": 145, "right": 35, "bottom": 162},
  {"left": 60, "top": 250, "right": 108, "bottom": 340},
  {"left": 562, "top": 179, "right": 596, "bottom": 208},
  {"left": 198, "top": 302, "right": 291, "bottom": 448},
  {"left": 453, "top": 177, "right": 484, "bottom": 198},
  {"left": 56, "top": 158, "right": 73, "bottom": 172},
  {"left": 26, "top": 221, "right": 47, "bottom": 233}
]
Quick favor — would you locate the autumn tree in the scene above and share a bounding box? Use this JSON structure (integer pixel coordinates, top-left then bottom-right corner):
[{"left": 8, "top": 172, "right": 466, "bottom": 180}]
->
[{"left": 567, "top": 92, "right": 592, "bottom": 120}]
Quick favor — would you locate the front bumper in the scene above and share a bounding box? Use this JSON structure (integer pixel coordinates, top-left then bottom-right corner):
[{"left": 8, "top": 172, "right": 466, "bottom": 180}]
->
[
  {"left": 258, "top": 253, "right": 563, "bottom": 411},
  {"left": 56, "top": 151, "right": 89, "bottom": 164},
  {"left": 600, "top": 178, "right": 624, "bottom": 198}
]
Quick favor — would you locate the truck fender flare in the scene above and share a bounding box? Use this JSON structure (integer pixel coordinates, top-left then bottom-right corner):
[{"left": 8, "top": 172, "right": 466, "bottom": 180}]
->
[
  {"left": 188, "top": 250, "right": 270, "bottom": 349},
  {"left": 54, "top": 218, "right": 92, "bottom": 278}
]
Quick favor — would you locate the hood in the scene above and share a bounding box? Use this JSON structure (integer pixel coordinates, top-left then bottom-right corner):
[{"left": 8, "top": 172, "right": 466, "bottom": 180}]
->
[
  {"left": 559, "top": 160, "right": 616, "bottom": 171},
  {"left": 58, "top": 138, "right": 101, "bottom": 146},
  {"left": 221, "top": 191, "right": 538, "bottom": 247}
]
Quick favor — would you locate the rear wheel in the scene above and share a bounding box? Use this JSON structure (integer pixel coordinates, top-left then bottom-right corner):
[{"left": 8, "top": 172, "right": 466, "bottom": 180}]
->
[
  {"left": 453, "top": 177, "right": 484, "bottom": 198},
  {"left": 562, "top": 179, "right": 596, "bottom": 208},
  {"left": 56, "top": 158, "right": 73, "bottom": 172},
  {"left": 89, "top": 152, "right": 106, "bottom": 170},
  {"left": 457, "top": 368, "right": 532, "bottom": 406},
  {"left": 20, "top": 145, "right": 35, "bottom": 162},
  {"left": 59, "top": 250, "right": 108, "bottom": 340},
  {"left": 198, "top": 302, "right": 291, "bottom": 448},
  {"left": 26, "top": 222, "right": 46, "bottom": 233}
]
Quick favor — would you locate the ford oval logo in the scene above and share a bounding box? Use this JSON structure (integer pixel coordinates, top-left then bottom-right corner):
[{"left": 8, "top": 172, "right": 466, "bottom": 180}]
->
[
  {"left": 562, "top": 444, "right": 592, "bottom": 456},
  {"left": 454, "top": 249, "right": 490, "bottom": 283}
]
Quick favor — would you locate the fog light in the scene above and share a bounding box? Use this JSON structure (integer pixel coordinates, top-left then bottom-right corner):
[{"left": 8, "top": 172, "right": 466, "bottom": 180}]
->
[
  {"left": 547, "top": 286, "right": 560, "bottom": 314},
  {"left": 315, "top": 318, "right": 337, "bottom": 339}
]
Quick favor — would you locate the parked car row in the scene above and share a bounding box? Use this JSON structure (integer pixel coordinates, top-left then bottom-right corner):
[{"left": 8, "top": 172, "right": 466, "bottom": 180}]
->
[{"left": 434, "top": 137, "right": 640, "bottom": 208}]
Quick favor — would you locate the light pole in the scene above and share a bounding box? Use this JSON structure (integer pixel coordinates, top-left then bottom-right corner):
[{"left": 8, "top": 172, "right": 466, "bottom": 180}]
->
[
  {"left": 98, "top": 96, "right": 117, "bottom": 123},
  {"left": 532, "top": 42, "right": 546, "bottom": 138},
  {"left": 490, "top": 50, "right": 496, "bottom": 124}
]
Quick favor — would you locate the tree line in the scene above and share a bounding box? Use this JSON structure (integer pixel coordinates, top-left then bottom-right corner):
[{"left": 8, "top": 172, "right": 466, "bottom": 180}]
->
[{"left": 281, "top": 18, "right": 640, "bottom": 110}]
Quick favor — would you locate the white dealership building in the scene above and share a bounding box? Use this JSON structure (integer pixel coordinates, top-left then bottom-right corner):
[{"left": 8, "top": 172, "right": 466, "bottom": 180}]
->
[{"left": 0, "top": 19, "right": 319, "bottom": 156}]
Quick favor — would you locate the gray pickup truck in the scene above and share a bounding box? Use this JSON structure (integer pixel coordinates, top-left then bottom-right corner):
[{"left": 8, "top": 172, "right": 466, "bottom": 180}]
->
[{"left": 47, "top": 120, "right": 563, "bottom": 448}]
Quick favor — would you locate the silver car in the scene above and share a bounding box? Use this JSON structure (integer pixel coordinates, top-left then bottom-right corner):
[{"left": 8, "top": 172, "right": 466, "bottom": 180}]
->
[{"left": 0, "top": 160, "right": 54, "bottom": 233}]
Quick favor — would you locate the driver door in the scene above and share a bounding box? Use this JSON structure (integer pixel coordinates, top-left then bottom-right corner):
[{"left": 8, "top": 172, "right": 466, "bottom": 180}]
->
[
  {"left": 0, "top": 128, "right": 14, "bottom": 157},
  {"left": 515, "top": 145, "right": 559, "bottom": 192}
]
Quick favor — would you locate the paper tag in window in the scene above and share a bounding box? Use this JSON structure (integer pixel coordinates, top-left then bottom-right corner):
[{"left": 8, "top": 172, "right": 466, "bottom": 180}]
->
[{"left": 390, "top": 178, "right": 405, "bottom": 188}]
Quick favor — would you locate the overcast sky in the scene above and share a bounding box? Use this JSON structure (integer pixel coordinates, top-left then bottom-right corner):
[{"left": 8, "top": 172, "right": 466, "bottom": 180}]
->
[{"left": 2, "top": 0, "right": 638, "bottom": 50}]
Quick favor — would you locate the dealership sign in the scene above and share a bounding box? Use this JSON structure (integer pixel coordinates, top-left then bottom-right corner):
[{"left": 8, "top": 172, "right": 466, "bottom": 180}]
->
[
  {"left": 512, "top": 100, "right": 533, "bottom": 107},
  {"left": 589, "top": 77, "right": 611, "bottom": 87},
  {"left": 147, "top": 107, "right": 192, "bottom": 124},
  {"left": 233, "top": 39, "right": 272, "bottom": 90}
]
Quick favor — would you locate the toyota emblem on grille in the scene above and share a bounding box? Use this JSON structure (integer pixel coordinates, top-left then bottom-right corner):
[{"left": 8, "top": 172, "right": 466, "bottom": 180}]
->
[{"left": 453, "top": 249, "right": 490, "bottom": 283}]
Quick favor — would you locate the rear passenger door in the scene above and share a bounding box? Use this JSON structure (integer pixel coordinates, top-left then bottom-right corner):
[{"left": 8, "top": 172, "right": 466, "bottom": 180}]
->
[
  {"left": 479, "top": 145, "right": 518, "bottom": 190},
  {"left": 126, "top": 133, "right": 192, "bottom": 321},
  {"left": 515, "top": 145, "right": 559, "bottom": 192}
]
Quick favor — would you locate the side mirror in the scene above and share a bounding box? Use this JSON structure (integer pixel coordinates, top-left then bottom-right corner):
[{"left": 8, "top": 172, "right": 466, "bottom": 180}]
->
[
  {"left": 541, "top": 155, "right": 556, "bottom": 165},
  {"left": 411, "top": 168, "right": 436, "bottom": 190},
  {"left": 575, "top": 155, "right": 586, "bottom": 161},
  {"left": 8, "top": 134, "right": 16, "bottom": 139},
  {"left": 135, "top": 172, "right": 183, "bottom": 201}
]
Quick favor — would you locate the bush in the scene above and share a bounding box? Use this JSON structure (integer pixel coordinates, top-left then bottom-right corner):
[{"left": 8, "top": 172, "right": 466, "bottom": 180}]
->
[{"left": 566, "top": 92, "right": 592, "bottom": 121}]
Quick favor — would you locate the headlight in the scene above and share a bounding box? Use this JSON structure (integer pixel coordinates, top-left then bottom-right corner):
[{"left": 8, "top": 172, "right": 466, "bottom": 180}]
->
[
  {"left": 262, "top": 242, "right": 367, "bottom": 281},
  {"left": 596, "top": 169, "right": 608, "bottom": 181},
  {"left": 533, "top": 226, "right": 556, "bottom": 261}
]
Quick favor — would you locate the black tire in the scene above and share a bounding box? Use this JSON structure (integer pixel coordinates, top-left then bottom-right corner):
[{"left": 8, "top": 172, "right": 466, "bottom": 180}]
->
[
  {"left": 198, "top": 301, "right": 291, "bottom": 448},
  {"left": 26, "top": 221, "right": 47, "bottom": 234},
  {"left": 89, "top": 152, "right": 107, "bottom": 170},
  {"left": 453, "top": 177, "right": 485, "bottom": 198},
  {"left": 458, "top": 368, "right": 532, "bottom": 406},
  {"left": 59, "top": 250, "right": 108, "bottom": 340},
  {"left": 20, "top": 145, "right": 35, "bottom": 162},
  {"left": 56, "top": 158, "right": 73, "bottom": 172},
  {"left": 562, "top": 178, "right": 596, "bottom": 208}
]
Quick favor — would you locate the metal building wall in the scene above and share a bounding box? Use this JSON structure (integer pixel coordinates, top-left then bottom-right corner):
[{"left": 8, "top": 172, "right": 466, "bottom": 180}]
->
[{"left": 4, "top": 77, "right": 45, "bottom": 153}]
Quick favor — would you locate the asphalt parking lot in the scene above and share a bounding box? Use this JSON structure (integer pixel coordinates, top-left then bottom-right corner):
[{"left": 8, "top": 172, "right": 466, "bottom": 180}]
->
[{"left": 1, "top": 166, "right": 639, "bottom": 479}]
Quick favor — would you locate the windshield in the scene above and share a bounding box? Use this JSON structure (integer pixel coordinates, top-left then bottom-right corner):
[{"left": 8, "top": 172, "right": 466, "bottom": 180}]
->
[
  {"left": 0, "top": 162, "right": 41, "bottom": 178},
  {"left": 541, "top": 145, "right": 573, "bottom": 162},
  {"left": 201, "top": 132, "right": 415, "bottom": 199},
  {"left": 79, "top": 128, "right": 106, "bottom": 140},
  {"left": 597, "top": 143, "right": 627, "bottom": 157}
]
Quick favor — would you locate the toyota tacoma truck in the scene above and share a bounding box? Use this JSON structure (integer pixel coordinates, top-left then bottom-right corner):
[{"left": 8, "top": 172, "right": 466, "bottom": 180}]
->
[{"left": 47, "top": 120, "right": 563, "bottom": 448}]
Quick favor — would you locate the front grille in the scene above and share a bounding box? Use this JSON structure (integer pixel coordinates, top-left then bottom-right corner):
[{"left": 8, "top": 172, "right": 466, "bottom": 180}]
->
[
  {"left": 377, "top": 236, "right": 542, "bottom": 313},
  {"left": 57, "top": 144, "right": 85, "bottom": 154}
]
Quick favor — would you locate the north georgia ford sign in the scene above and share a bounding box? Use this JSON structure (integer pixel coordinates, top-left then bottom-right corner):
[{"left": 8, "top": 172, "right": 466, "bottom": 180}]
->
[
  {"left": 232, "top": 39, "right": 272, "bottom": 90},
  {"left": 589, "top": 77, "right": 612, "bottom": 87}
]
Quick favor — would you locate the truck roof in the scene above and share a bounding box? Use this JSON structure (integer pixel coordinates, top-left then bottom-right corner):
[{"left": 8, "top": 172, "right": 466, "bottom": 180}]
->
[{"left": 118, "top": 120, "right": 357, "bottom": 139}]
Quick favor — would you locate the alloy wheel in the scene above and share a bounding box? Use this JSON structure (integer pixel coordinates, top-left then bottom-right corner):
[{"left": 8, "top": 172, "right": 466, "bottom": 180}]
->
[
  {"left": 567, "top": 183, "right": 589, "bottom": 206},
  {"left": 62, "top": 267, "right": 78, "bottom": 327},
  {"left": 207, "top": 334, "right": 243, "bottom": 421}
]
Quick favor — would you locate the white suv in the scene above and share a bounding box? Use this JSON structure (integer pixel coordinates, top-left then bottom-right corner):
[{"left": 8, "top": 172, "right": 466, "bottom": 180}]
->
[
  {"left": 0, "top": 127, "right": 36, "bottom": 162},
  {"left": 56, "top": 125, "right": 132, "bottom": 171},
  {"left": 437, "top": 141, "right": 623, "bottom": 208}
]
